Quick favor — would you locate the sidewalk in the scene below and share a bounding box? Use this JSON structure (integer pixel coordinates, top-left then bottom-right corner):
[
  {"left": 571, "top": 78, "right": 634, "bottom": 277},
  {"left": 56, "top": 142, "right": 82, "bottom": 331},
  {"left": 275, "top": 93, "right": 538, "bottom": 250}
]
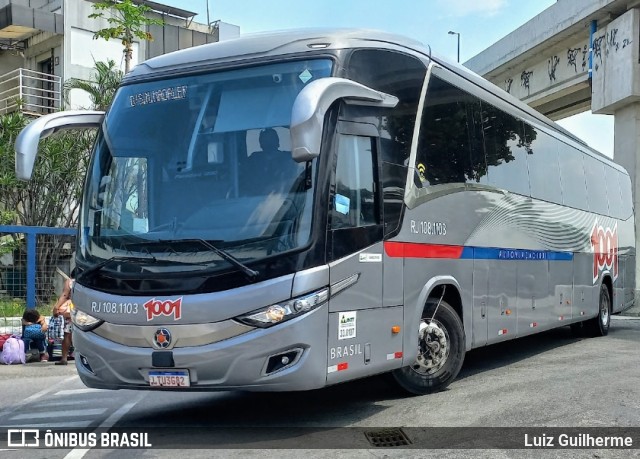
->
[
  {"left": 0, "top": 359, "right": 76, "bottom": 381},
  {"left": 622, "top": 303, "right": 640, "bottom": 317}
]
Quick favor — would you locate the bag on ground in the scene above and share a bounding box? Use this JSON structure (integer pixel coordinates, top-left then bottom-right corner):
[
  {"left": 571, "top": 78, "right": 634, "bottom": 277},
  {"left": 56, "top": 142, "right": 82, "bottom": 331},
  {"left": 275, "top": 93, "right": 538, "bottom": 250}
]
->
[
  {"left": 25, "top": 348, "right": 40, "bottom": 363},
  {"left": 1, "top": 335, "right": 25, "bottom": 365},
  {"left": 47, "top": 338, "right": 64, "bottom": 361},
  {"left": 0, "top": 333, "right": 11, "bottom": 350}
]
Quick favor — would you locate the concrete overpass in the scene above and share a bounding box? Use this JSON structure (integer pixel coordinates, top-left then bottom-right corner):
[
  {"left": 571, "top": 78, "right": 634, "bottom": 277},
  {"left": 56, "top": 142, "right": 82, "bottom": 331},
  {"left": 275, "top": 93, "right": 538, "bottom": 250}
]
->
[
  {"left": 466, "top": 0, "right": 639, "bottom": 120},
  {"left": 467, "top": 0, "right": 640, "bottom": 308}
]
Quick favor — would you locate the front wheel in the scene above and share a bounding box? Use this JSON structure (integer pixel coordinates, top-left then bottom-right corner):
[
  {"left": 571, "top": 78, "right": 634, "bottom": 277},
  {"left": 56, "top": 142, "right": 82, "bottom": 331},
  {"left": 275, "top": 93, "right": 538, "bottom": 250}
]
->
[
  {"left": 392, "top": 299, "right": 465, "bottom": 395},
  {"left": 585, "top": 284, "right": 611, "bottom": 337}
]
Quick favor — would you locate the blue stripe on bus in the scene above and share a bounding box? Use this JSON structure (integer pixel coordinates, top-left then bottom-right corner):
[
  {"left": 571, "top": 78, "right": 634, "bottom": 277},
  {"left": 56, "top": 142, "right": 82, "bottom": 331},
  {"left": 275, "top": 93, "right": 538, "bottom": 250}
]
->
[{"left": 461, "top": 247, "right": 573, "bottom": 261}]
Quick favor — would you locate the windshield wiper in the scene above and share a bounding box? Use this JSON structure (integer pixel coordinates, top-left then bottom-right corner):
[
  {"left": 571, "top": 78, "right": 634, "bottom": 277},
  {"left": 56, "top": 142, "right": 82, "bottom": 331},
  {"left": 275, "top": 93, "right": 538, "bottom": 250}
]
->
[
  {"left": 150, "top": 239, "right": 260, "bottom": 281},
  {"left": 76, "top": 255, "right": 157, "bottom": 282},
  {"left": 183, "top": 239, "right": 259, "bottom": 281}
]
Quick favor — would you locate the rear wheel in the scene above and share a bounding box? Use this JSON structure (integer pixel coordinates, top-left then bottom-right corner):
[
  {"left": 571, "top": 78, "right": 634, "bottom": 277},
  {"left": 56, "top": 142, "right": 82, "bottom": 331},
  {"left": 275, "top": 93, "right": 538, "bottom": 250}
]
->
[
  {"left": 392, "top": 299, "right": 465, "bottom": 395},
  {"left": 585, "top": 284, "right": 611, "bottom": 337}
]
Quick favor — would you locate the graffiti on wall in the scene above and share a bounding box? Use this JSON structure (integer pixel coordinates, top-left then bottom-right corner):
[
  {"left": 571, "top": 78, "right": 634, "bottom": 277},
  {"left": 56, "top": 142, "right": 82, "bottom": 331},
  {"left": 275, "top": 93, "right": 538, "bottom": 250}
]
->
[
  {"left": 520, "top": 70, "right": 533, "bottom": 96},
  {"left": 591, "top": 28, "right": 633, "bottom": 72},
  {"left": 567, "top": 48, "right": 580, "bottom": 73},
  {"left": 505, "top": 78, "right": 513, "bottom": 94},
  {"left": 502, "top": 22, "right": 633, "bottom": 97},
  {"left": 606, "top": 28, "right": 620, "bottom": 55},
  {"left": 548, "top": 56, "right": 560, "bottom": 82},
  {"left": 592, "top": 35, "right": 605, "bottom": 71}
]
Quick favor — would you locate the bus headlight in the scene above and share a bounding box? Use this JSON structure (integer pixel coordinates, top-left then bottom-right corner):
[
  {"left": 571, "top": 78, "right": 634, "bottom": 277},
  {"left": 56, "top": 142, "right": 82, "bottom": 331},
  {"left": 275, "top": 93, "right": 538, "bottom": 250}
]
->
[
  {"left": 71, "top": 309, "right": 104, "bottom": 331},
  {"left": 236, "top": 288, "right": 329, "bottom": 328}
]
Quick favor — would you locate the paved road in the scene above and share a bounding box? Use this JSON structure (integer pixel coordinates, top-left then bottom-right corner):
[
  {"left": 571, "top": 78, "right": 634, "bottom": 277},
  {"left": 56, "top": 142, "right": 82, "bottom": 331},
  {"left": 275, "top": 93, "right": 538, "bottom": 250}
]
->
[{"left": 1, "top": 317, "right": 639, "bottom": 458}]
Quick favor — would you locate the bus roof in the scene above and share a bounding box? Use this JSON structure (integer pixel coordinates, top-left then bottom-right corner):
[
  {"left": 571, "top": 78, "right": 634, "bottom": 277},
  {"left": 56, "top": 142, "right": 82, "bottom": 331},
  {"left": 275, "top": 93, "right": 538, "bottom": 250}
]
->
[
  {"left": 125, "top": 28, "right": 622, "bottom": 172},
  {"left": 126, "top": 28, "right": 426, "bottom": 79}
]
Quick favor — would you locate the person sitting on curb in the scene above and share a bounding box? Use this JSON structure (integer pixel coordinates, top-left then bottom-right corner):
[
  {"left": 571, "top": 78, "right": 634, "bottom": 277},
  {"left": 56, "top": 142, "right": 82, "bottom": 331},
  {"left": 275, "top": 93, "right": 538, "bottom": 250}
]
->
[
  {"left": 52, "top": 277, "right": 74, "bottom": 365},
  {"left": 21, "top": 309, "right": 49, "bottom": 362}
]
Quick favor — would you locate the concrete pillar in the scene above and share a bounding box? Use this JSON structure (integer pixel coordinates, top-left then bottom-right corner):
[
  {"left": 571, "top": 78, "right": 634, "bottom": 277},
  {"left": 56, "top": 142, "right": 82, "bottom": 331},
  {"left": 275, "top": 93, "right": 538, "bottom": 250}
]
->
[
  {"left": 614, "top": 105, "right": 640, "bottom": 314},
  {"left": 590, "top": 8, "right": 640, "bottom": 313}
]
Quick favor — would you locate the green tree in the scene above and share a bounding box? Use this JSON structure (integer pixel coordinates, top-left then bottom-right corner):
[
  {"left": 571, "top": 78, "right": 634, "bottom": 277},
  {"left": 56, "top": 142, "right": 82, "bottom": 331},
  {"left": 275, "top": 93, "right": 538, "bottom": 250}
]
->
[
  {"left": 63, "top": 59, "right": 123, "bottom": 110},
  {"left": 0, "top": 111, "right": 95, "bottom": 303},
  {"left": 89, "top": 0, "right": 163, "bottom": 73}
]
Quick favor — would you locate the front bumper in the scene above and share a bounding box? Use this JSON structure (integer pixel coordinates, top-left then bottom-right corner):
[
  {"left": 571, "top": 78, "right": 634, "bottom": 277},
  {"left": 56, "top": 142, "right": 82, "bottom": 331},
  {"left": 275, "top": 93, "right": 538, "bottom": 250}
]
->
[{"left": 74, "top": 304, "right": 329, "bottom": 392}]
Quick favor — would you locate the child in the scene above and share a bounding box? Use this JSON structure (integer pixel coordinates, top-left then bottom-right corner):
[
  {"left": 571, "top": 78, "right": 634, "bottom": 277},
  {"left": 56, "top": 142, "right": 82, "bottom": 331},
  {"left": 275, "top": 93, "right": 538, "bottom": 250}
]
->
[
  {"left": 47, "top": 307, "right": 65, "bottom": 361},
  {"left": 21, "top": 309, "right": 49, "bottom": 362}
]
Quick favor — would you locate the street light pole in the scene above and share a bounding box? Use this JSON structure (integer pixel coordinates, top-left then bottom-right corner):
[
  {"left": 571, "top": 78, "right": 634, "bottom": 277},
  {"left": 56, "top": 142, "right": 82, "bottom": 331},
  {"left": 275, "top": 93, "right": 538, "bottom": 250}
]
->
[{"left": 448, "top": 31, "right": 460, "bottom": 63}]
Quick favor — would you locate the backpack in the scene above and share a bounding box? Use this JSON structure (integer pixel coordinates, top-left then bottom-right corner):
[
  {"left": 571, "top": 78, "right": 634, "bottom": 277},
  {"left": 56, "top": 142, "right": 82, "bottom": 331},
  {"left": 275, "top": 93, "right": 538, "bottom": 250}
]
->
[{"left": 1, "top": 335, "right": 25, "bottom": 365}]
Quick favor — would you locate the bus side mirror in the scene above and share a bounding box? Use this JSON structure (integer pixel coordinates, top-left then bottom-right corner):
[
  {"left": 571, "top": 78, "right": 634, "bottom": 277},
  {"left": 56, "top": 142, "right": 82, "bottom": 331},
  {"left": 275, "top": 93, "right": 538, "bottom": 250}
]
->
[
  {"left": 290, "top": 77, "right": 398, "bottom": 162},
  {"left": 15, "top": 110, "right": 105, "bottom": 180}
]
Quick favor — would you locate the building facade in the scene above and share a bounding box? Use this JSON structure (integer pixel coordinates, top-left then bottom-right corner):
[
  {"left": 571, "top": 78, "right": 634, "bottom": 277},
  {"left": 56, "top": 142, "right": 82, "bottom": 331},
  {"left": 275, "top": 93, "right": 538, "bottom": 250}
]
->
[{"left": 0, "top": 0, "right": 239, "bottom": 112}]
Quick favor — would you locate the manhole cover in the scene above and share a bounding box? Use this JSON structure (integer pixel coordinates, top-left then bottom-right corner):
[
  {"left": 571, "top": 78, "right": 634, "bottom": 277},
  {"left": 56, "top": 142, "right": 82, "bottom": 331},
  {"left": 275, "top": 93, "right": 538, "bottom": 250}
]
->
[{"left": 364, "top": 428, "right": 412, "bottom": 447}]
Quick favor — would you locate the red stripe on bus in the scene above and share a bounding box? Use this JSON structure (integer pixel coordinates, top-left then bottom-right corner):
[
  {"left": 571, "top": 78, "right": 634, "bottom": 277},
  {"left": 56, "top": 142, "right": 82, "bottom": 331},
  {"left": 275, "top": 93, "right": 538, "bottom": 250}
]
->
[{"left": 384, "top": 242, "right": 464, "bottom": 259}]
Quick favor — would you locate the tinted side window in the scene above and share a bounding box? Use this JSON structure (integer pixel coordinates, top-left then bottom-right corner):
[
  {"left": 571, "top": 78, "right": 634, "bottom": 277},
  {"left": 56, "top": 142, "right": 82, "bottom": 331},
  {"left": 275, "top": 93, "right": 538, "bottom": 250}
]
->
[
  {"left": 416, "top": 76, "right": 482, "bottom": 186},
  {"left": 483, "top": 106, "right": 530, "bottom": 196},
  {"left": 348, "top": 49, "right": 425, "bottom": 237},
  {"left": 527, "top": 127, "right": 562, "bottom": 204},
  {"left": 380, "top": 137, "right": 407, "bottom": 236},
  {"left": 558, "top": 145, "right": 588, "bottom": 210},
  {"left": 348, "top": 49, "right": 426, "bottom": 166},
  {"left": 583, "top": 156, "right": 609, "bottom": 215},
  {"left": 331, "top": 135, "right": 378, "bottom": 229},
  {"left": 605, "top": 166, "right": 623, "bottom": 218},
  {"left": 466, "top": 100, "right": 489, "bottom": 185}
]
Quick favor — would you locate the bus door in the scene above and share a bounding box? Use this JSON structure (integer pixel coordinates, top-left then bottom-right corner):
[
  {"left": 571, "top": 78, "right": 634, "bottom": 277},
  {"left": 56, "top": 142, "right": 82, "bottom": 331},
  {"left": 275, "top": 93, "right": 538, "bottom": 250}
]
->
[{"left": 326, "top": 124, "right": 403, "bottom": 383}]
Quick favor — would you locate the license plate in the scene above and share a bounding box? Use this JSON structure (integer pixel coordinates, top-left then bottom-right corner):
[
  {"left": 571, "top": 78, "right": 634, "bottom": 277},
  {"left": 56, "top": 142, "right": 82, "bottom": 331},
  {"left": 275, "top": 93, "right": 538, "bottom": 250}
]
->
[{"left": 148, "top": 370, "right": 190, "bottom": 387}]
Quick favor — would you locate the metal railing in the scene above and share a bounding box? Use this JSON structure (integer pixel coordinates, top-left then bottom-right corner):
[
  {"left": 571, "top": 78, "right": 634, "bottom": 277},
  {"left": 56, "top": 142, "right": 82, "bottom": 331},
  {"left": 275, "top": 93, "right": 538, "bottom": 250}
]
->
[
  {"left": 0, "top": 68, "right": 62, "bottom": 115},
  {"left": 0, "top": 225, "right": 75, "bottom": 310}
]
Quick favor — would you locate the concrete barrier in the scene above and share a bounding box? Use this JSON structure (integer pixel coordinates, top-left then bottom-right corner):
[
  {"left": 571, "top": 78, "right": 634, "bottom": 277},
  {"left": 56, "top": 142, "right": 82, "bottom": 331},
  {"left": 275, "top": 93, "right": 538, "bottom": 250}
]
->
[{"left": 0, "top": 317, "right": 22, "bottom": 335}]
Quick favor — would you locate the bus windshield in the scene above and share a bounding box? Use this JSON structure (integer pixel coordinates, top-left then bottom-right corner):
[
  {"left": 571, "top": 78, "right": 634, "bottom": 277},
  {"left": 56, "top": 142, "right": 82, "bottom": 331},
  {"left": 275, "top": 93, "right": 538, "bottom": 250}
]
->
[{"left": 79, "top": 59, "right": 333, "bottom": 275}]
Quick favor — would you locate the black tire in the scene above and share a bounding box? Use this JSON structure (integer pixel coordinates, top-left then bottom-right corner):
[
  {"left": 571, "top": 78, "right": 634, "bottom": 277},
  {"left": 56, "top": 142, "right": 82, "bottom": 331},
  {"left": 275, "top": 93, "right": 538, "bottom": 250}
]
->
[
  {"left": 585, "top": 284, "right": 611, "bottom": 337},
  {"left": 392, "top": 299, "right": 465, "bottom": 395}
]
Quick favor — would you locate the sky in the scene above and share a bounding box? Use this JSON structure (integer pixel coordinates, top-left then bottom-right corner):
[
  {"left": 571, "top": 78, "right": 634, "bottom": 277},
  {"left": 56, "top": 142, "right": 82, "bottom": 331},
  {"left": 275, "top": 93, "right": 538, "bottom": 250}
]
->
[{"left": 164, "top": 0, "right": 614, "bottom": 157}]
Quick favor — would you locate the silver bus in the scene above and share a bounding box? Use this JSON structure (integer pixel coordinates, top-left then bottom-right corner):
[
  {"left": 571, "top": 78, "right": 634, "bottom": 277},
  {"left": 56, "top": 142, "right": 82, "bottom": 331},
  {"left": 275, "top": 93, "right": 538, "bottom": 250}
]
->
[{"left": 16, "top": 29, "right": 635, "bottom": 394}]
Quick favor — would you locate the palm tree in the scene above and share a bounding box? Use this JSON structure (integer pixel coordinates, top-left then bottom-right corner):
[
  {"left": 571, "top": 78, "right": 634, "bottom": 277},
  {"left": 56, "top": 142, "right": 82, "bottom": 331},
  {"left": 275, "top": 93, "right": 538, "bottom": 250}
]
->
[
  {"left": 63, "top": 59, "right": 123, "bottom": 111},
  {"left": 89, "top": 0, "right": 162, "bottom": 74}
]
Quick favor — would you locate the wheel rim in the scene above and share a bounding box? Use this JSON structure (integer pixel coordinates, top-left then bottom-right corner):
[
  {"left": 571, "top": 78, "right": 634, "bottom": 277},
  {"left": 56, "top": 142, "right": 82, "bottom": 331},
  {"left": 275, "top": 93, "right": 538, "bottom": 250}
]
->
[
  {"left": 600, "top": 288, "right": 610, "bottom": 327},
  {"left": 411, "top": 318, "right": 450, "bottom": 376}
]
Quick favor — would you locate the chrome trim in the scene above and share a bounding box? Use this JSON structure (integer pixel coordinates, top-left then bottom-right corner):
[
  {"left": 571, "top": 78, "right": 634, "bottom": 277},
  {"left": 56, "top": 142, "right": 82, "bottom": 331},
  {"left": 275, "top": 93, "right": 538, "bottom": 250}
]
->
[
  {"left": 91, "top": 320, "right": 255, "bottom": 349},
  {"left": 330, "top": 273, "right": 360, "bottom": 298}
]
